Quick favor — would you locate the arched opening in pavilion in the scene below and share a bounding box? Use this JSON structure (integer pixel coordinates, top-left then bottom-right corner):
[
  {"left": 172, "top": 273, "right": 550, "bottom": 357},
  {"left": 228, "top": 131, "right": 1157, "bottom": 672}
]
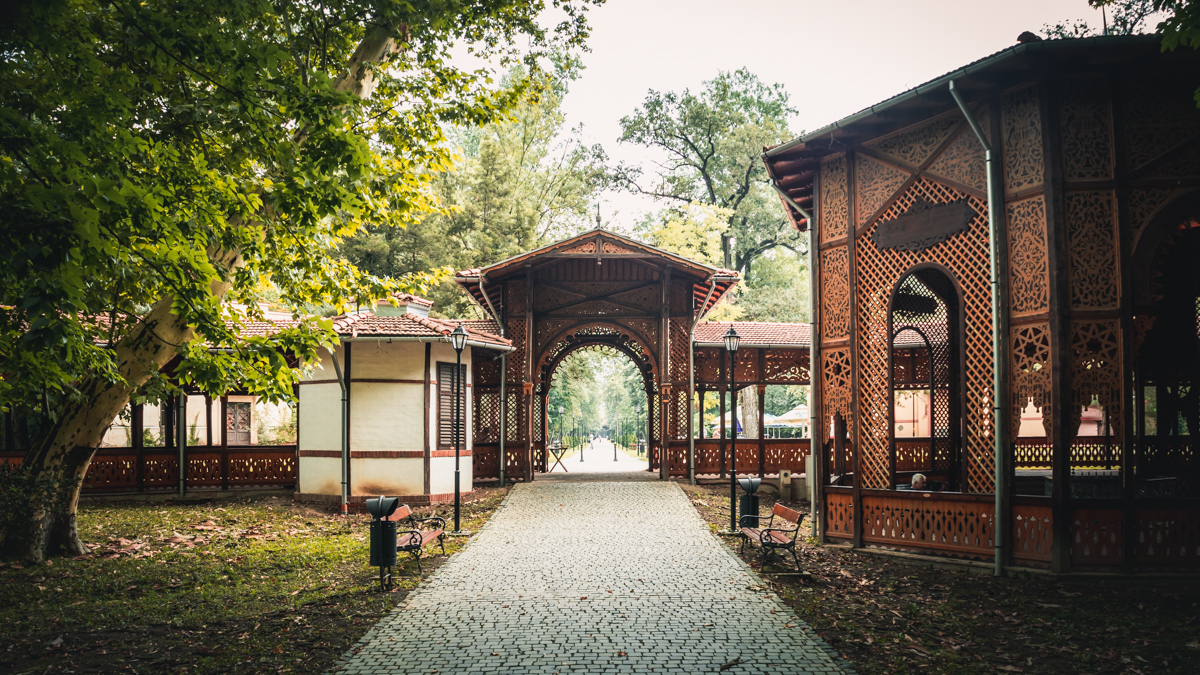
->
[{"left": 888, "top": 266, "right": 964, "bottom": 491}]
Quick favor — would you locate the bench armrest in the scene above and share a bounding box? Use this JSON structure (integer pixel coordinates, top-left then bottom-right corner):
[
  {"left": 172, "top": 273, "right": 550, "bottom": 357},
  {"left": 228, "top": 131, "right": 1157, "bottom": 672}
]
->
[
  {"left": 411, "top": 515, "right": 446, "bottom": 530},
  {"left": 396, "top": 529, "right": 423, "bottom": 548},
  {"left": 761, "top": 525, "right": 801, "bottom": 542},
  {"left": 739, "top": 514, "right": 772, "bottom": 529}
]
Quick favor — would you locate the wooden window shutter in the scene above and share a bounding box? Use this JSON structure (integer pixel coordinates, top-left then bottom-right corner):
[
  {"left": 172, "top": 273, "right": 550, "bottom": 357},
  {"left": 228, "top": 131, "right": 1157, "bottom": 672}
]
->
[{"left": 437, "top": 362, "right": 467, "bottom": 450}]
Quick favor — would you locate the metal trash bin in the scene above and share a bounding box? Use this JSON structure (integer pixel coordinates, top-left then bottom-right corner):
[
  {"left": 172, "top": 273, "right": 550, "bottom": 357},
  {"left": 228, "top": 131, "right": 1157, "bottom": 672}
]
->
[
  {"left": 738, "top": 477, "right": 762, "bottom": 528},
  {"left": 366, "top": 496, "right": 400, "bottom": 590}
]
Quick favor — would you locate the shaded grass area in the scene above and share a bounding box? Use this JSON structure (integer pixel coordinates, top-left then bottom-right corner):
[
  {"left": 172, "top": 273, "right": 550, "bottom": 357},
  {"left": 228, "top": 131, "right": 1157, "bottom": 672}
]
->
[
  {"left": 681, "top": 481, "right": 1200, "bottom": 675},
  {"left": 0, "top": 487, "right": 508, "bottom": 674}
]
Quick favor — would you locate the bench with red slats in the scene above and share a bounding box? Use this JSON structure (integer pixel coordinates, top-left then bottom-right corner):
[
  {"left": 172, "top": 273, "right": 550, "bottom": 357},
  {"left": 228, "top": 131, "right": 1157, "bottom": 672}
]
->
[
  {"left": 739, "top": 503, "right": 805, "bottom": 570},
  {"left": 383, "top": 504, "right": 446, "bottom": 573}
]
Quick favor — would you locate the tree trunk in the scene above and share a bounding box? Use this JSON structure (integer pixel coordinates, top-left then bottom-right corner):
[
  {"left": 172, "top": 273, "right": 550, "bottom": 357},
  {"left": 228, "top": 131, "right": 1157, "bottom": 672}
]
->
[
  {"left": 740, "top": 387, "right": 759, "bottom": 439},
  {"left": 12, "top": 27, "right": 400, "bottom": 562}
]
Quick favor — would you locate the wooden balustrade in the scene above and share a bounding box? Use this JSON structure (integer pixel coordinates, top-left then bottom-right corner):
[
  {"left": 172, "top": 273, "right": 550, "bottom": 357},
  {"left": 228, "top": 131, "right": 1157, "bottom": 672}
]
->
[
  {"left": 671, "top": 439, "right": 811, "bottom": 478},
  {"left": 0, "top": 445, "right": 297, "bottom": 493}
]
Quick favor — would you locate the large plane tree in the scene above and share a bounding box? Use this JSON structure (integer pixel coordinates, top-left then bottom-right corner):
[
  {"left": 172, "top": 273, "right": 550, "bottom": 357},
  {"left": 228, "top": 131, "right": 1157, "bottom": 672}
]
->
[{"left": 0, "top": 0, "right": 599, "bottom": 560}]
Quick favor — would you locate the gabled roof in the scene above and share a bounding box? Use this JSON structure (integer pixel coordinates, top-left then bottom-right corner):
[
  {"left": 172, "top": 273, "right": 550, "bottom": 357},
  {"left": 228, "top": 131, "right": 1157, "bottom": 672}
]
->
[
  {"left": 330, "top": 312, "right": 511, "bottom": 350},
  {"left": 455, "top": 229, "right": 739, "bottom": 323}
]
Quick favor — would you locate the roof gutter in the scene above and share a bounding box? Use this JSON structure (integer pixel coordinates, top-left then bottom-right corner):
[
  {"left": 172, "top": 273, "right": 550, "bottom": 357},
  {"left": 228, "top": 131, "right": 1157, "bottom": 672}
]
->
[
  {"left": 693, "top": 342, "right": 810, "bottom": 350},
  {"left": 949, "top": 79, "right": 1009, "bottom": 578},
  {"left": 340, "top": 335, "right": 514, "bottom": 353}
]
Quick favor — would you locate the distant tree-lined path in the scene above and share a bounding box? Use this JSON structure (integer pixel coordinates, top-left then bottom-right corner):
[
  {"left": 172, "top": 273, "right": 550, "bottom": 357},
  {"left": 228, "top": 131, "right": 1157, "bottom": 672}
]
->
[{"left": 334, "top": 481, "right": 851, "bottom": 674}]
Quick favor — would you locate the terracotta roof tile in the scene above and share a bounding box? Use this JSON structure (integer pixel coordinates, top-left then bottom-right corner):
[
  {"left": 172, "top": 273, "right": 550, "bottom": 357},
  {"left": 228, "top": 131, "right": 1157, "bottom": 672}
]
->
[
  {"left": 694, "top": 321, "right": 811, "bottom": 347},
  {"left": 329, "top": 312, "right": 511, "bottom": 348}
]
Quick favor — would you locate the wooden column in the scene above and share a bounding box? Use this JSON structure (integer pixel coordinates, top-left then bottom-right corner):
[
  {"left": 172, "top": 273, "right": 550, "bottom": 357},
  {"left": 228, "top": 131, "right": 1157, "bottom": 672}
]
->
[
  {"left": 758, "top": 383, "right": 767, "bottom": 479},
  {"left": 646, "top": 388, "right": 655, "bottom": 471},
  {"left": 524, "top": 264, "right": 535, "bottom": 482},
  {"left": 424, "top": 342, "right": 432, "bottom": 496},
  {"left": 658, "top": 266, "right": 672, "bottom": 480},
  {"left": 132, "top": 403, "right": 144, "bottom": 492},
  {"left": 719, "top": 384, "right": 727, "bottom": 479},
  {"left": 540, "top": 392, "right": 550, "bottom": 473},
  {"left": 1039, "top": 74, "right": 1073, "bottom": 574},
  {"left": 220, "top": 395, "right": 230, "bottom": 489},
  {"left": 847, "top": 149, "right": 864, "bottom": 550},
  {"left": 205, "top": 395, "right": 213, "bottom": 448}
]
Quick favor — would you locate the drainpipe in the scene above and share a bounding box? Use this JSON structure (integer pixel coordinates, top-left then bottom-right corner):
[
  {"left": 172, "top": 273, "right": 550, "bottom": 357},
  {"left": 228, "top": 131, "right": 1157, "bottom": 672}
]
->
[
  {"left": 771, "top": 182, "right": 820, "bottom": 533},
  {"left": 330, "top": 348, "right": 349, "bottom": 514},
  {"left": 690, "top": 277, "right": 719, "bottom": 485},
  {"left": 949, "top": 79, "right": 1009, "bottom": 577},
  {"left": 481, "top": 275, "right": 507, "bottom": 486}
]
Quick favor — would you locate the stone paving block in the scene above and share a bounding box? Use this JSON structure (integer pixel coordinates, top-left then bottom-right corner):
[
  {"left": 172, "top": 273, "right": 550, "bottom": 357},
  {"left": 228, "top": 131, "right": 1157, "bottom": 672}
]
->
[{"left": 333, "top": 481, "right": 854, "bottom": 674}]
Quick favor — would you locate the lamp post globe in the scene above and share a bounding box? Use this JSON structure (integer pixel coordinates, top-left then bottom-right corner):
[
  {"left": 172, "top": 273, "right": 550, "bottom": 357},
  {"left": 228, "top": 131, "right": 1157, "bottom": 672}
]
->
[
  {"left": 450, "top": 324, "right": 467, "bottom": 534},
  {"left": 724, "top": 326, "right": 740, "bottom": 533}
]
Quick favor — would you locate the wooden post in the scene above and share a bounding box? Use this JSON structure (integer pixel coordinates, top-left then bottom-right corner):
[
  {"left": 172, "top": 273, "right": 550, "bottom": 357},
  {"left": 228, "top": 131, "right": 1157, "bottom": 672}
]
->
[
  {"left": 647, "top": 388, "right": 655, "bottom": 471},
  {"left": 132, "top": 403, "right": 144, "bottom": 492},
  {"left": 220, "top": 396, "right": 229, "bottom": 490},
  {"left": 847, "top": 150, "right": 864, "bottom": 551},
  {"left": 205, "top": 395, "right": 213, "bottom": 449},
  {"left": 424, "top": 342, "right": 432, "bottom": 496},
  {"left": 659, "top": 266, "right": 672, "bottom": 480},
  {"left": 525, "top": 265, "right": 535, "bottom": 482},
  {"left": 758, "top": 382, "right": 767, "bottom": 479}
]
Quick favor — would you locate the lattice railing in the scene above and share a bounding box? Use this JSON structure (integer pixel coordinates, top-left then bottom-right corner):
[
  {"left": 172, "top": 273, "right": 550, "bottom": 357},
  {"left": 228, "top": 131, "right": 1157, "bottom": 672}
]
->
[{"left": 860, "top": 490, "right": 995, "bottom": 560}]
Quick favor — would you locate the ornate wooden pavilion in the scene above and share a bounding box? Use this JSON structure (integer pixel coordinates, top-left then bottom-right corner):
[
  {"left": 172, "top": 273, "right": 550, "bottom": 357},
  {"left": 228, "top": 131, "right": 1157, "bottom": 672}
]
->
[
  {"left": 455, "top": 230, "right": 815, "bottom": 484},
  {"left": 765, "top": 35, "right": 1200, "bottom": 572}
]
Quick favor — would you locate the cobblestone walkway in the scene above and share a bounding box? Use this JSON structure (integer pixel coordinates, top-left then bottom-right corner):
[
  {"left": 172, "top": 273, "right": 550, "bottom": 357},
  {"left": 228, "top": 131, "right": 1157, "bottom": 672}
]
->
[{"left": 335, "top": 481, "right": 851, "bottom": 674}]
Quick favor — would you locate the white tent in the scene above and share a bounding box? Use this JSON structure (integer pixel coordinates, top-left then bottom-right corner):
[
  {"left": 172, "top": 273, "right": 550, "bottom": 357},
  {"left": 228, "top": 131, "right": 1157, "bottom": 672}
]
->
[{"left": 769, "top": 404, "right": 809, "bottom": 427}]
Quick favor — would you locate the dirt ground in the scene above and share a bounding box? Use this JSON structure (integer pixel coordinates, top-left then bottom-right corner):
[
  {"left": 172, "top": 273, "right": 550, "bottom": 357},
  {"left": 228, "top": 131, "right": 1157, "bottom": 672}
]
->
[
  {"left": 680, "top": 481, "right": 1200, "bottom": 675},
  {"left": 0, "top": 486, "right": 508, "bottom": 675}
]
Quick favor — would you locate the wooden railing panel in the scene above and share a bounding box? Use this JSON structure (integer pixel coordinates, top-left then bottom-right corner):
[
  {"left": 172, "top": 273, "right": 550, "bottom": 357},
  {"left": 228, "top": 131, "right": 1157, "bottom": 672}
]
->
[
  {"left": 860, "top": 490, "right": 995, "bottom": 560},
  {"left": 824, "top": 488, "right": 854, "bottom": 540},
  {"left": 473, "top": 443, "right": 500, "bottom": 480},
  {"left": 1011, "top": 499, "right": 1052, "bottom": 564},
  {"left": 1134, "top": 508, "right": 1200, "bottom": 568},
  {"left": 1071, "top": 508, "right": 1123, "bottom": 567}
]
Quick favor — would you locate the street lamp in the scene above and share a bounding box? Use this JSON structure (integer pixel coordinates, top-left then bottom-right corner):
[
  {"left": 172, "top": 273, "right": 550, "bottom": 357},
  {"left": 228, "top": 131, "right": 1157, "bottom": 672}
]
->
[
  {"left": 449, "top": 324, "right": 468, "bottom": 534},
  {"left": 724, "top": 326, "right": 741, "bottom": 533}
]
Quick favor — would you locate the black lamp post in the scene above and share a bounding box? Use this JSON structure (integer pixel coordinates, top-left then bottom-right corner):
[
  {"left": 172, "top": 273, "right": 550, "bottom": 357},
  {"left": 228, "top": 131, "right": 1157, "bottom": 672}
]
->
[
  {"left": 449, "top": 324, "right": 468, "bottom": 534},
  {"left": 724, "top": 326, "right": 740, "bottom": 533}
]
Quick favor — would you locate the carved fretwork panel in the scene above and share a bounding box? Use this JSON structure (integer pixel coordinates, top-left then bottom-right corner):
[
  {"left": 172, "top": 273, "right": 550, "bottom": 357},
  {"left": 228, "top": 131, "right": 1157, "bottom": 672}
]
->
[
  {"left": 1146, "top": 140, "right": 1200, "bottom": 179},
  {"left": 1002, "top": 85, "right": 1044, "bottom": 194},
  {"left": 855, "top": 154, "right": 911, "bottom": 228},
  {"left": 820, "top": 246, "right": 851, "bottom": 342},
  {"left": 695, "top": 347, "right": 722, "bottom": 384},
  {"left": 507, "top": 281, "right": 526, "bottom": 316},
  {"left": 732, "top": 349, "right": 760, "bottom": 384},
  {"left": 1011, "top": 322, "right": 1052, "bottom": 440},
  {"left": 1059, "top": 78, "right": 1114, "bottom": 181},
  {"left": 613, "top": 318, "right": 659, "bottom": 356},
  {"left": 506, "top": 317, "right": 526, "bottom": 383},
  {"left": 863, "top": 111, "right": 961, "bottom": 169},
  {"left": 925, "top": 117, "right": 988, "bottom": 192},
  {"left": 1069, "top": 319, "right": 1123, "bottom": 443},
  {"left": 669, "top": 317, "right": 691, "bottom": 385},
  {"left": 474, "top": 352, "right": 501, "bottom": 388},
  {"left": 822, "top": 348, "right": 852, "bottom": 440},
  {"left": 857, "top": 178, "right": 994, "bottom": 493},
  {"left": 1131, "top": 188, "right": 1189, "bottom": 247},
  {"left": 764, "top": 349, "right": 809, "bottom": 384},
  {"left": 1066, "top": 190, "right": 1119, "bottom": 310},
  {"left": 1007, "top": 196, "right": 1050, "bottom": 316},
  {"left": 1123, "top": 79, "right": 1200, "bottom": 171},
  {"left": 820, "top": 155, "right": 849, "bottom": 242}
]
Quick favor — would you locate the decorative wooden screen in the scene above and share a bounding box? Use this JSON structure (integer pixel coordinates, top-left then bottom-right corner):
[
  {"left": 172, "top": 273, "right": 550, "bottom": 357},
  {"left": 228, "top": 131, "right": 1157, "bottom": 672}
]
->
[
  {"left": 226, "top": 402, "right": 251, "bottom": 445},
  {"left": 437, "top": 362, "right": 467, "bottom": 450}
]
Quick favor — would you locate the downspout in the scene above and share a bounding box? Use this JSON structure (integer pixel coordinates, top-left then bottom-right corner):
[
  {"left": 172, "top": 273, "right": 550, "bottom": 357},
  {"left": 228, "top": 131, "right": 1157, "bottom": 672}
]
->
[
  {"left": 481, "top": 275, "right": 507, "bottom": 486},
  {"left": 330, "top": 348, "right": 349, "bottom": 514},
  {"left": 949, "top": 79, "right": 1009, "bottom": 577},
  {"left": 690, "top": 277, "right": 719, "bottom": 486},
  {"left": 771, "top": 182, "right": 820, "bottom": 533}
]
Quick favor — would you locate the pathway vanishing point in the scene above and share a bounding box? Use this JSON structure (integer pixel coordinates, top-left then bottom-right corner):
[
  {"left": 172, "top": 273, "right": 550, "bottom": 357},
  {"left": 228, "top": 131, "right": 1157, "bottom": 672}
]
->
[{"left": 335, "top": 454, "right": 852, "bottom": 674}]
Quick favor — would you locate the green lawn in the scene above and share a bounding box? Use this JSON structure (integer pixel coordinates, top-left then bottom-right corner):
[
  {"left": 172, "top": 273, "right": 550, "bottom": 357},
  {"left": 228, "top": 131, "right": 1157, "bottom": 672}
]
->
[{"left": 0, "top": 487, "right": 508, "bottom": 674}]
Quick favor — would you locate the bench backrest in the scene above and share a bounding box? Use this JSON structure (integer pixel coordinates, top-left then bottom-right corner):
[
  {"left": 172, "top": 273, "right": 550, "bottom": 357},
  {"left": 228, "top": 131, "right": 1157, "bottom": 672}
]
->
[
  {"left": 772, "top": 503, "right": 803, "bottom": 525},
  {"left": 383, "top": 505, "right": 413, "bottom": 522}
]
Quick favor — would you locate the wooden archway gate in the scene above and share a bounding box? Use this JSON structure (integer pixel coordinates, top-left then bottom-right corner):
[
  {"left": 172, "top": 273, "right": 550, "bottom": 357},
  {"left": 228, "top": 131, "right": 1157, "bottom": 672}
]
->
[{"left": 457, "top": 229, "right": 812, "bottom": 483}]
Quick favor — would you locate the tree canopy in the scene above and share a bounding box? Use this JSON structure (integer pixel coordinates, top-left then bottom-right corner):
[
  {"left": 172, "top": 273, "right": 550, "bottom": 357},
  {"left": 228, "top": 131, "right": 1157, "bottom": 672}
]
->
[{"left": 0, "top": 0, "right": 600, "bottom": 559}]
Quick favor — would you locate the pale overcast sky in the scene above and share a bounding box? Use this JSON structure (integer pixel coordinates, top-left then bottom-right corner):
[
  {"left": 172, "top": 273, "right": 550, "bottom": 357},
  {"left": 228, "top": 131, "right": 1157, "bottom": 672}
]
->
[{"left": 558, "top": 0, "right": 1108, "bottom": 226}]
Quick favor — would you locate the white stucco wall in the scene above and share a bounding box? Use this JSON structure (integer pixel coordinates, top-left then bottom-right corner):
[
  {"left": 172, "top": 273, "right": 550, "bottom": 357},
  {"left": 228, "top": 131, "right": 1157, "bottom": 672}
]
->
[
  {"left": 351, "top": 382, "right": 424, "bottom": 452},
  {"left": 299, "top": 456, "right": 342, "bottom": 495},
  {"left": 430, "top": 455, "right": 472, "bottom": 495},
  {"left": 351, "top": 457, "right": 424, "bottom": 496}
]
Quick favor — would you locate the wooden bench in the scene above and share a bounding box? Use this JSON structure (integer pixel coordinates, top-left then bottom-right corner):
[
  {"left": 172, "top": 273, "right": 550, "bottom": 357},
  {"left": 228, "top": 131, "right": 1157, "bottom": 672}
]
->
[
  {"left": 383, "top": 505, "right": 446, "bottom": 573},
  {"left": 739, "top": 503, "right": 805, "bottom": 570}
]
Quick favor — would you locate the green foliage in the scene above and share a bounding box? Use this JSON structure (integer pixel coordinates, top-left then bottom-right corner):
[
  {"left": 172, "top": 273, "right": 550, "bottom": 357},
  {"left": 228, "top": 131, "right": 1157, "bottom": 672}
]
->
[
  {"left": 0, "top": 0, "right": 600, "bottom": 428},
  {"left": 614, "top": 68, "right": 801, "bottom": 276},
  {"left": 342, "top": 58, "right": 607, "bottom": 319},
  {"left": 546, "top": 348, "right": 646, "bottom": 446},
  {"left": 0, "top": 464, "right": 76, "bottom": 556},
  {"left": 1045, "top": 0, "right": 1159, "bottom": 37}
]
